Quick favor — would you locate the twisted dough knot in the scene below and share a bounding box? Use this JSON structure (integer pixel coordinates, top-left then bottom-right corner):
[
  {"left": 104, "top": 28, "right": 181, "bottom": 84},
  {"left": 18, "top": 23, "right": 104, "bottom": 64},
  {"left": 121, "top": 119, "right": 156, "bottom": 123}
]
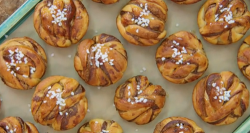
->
[
  {"left": 78, "top": 119, "right": 123, "bottom": 133},
  {"left": 34, "top": 0, "right": 89, "bottom": 47},
  {"left": 156, "top": 31, "right": 208, "bottom": 84},
  {"left": 116, "top": 0, "right": 168, "bottom": 46},
  {"left": 153, "top": 117, "right": 204, "bottom": 133},
  {"left": 114, "top": 75, "right": 166, "bottom": 125},
  {"left": 0, "top": 37, "right": 47, "bottom": 90},
  {"left": 0, "top": 116, "right": 38, "bottom": 133},
  {"left": 92, "top": 0, "right": 119, "bottom": 4},
  {"left": 74, "top": 33, "right": 128, "bottom": 87},
  {"left": 171, "top": 0, "right": 201, "bottom": 5},
  {"left": 31, "top": 76, "right": 88, "bottom": 130},
  {"left": 238, "top": 35, "right": 250, "bottom": 80},
  {"left": 193, "top": 71, "right": 249, "bottom": 125},
  {"left": 198, "top": 0, "right": 250, "bottom": 45}
]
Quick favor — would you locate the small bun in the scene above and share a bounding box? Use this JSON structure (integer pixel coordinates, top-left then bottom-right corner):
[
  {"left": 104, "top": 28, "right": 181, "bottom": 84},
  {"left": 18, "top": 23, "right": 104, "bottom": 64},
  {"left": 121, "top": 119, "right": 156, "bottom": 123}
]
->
[
  {"left": 0, "top": 37, "right": 47, "bottom": 90},
  {"left": 78, "top": 119, "right": 123, "bottom": 133},
  {"left": 114, "top": 75, "right": 166, "bottom": 125},
  {"left": 238, "top": 35, "right": 250, "bottom": 80},
  {"left": 74, "top": 33, "right": 128, "bottom": 86},
  {"left": 193, "top": 71, "right": 249, "bottom": 125},
  {"left": 31, "top": 76, "right": 88, "bottom": 130}
]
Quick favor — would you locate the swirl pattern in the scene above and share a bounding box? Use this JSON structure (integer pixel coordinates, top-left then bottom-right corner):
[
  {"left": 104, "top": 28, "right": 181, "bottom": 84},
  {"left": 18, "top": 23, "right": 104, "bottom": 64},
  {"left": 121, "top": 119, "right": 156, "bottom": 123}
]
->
[
  {"left": 31, "top": 76, "right": 88, "bottom": 130},
  {"left": 238, "top": 35, "right": 250, "bottom": 81},
  {"left": 114, "top": 75, "right": 166, "bottom": 125},
  {"left": 156, "top": 31, "right": 208, "bottom": 84},
  {"left": 116, "top": 0, "right": 168, "bottom": 46},
  {"left": 78, "top": 119, "right": 123, "bottom": 133},
  {"left": 34, "top": 0, "right": 89, "bottom": 47},
  {"left": 0, "top": 37, "right": 47, "bottom": 90},
  {"left": 153, "top": 117, "right": 204, "bottom": 133},
  {"left": 171, "top": 0, "right": 201, "bottom": 5},
  {"left": 193, "top": 71, "right": 249, "bottom": 125},
  {"left": 74, "top": 33, "right": 128, "bottom": 86},
  {"left": 92, "top": 0, "right": 119, "bottom": 4},
  {"left": 197, "top": 0, "right": 250, "bottom": 45},
  {"left": 0, "top": 116, "right": 38, "bottom": 133}
]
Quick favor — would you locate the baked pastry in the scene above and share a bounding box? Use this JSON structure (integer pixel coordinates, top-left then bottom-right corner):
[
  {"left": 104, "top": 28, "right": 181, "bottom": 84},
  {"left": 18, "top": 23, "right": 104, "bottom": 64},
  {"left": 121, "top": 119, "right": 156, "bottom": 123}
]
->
[
  {"left": 116, "top": 0, "right": 168, "bottom": 46},
  {"left": 0, "top": 37, "right": 47, "bottom": 90},
  {"left": 78, "top": 119, "right": 123, "bottom": 133},
  {"left": 33, "top": 0, "right": 89, "bottom": 47},
  {"left": 197, "top": 0, "right": 250, "bottom": 45},
  {"left": 238, "top": 35, "right": 250, "bottom": 80},
  {"left": 171, "top": 0, "right": 201, "bottom": 4},
  {"left": 74, "top": 33, "right": 128, "bottom": 86},
  {"left": 92, "top": 0, "right": 119, "bottom": 4},
  {"left": 156, "top": 31, "right": 208, "bottom": 84},
  {"left": 193, "top": 71, "right": 249, "bottom": 125},
  {"left": 153, "top": 117, "right": 204, "bottom": 133},
  {"left": 0, "top": 116, "right": 38, "bottom": 133},
  {"left": 31, "top": 76, "right": 88, "bottom": 130},
  {"left": 114, "top": 75, "right": 166, "bottom": 125}
]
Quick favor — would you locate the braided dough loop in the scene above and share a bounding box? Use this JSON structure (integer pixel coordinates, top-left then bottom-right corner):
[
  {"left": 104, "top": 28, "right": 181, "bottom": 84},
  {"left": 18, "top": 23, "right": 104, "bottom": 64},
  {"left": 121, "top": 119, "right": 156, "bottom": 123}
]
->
[
  {"left": 116, "top": 0, "right": 168, "bottom": 46},
  {"left": 156, "top": 31, "right": 208, "bottom": 84},
  {"left": 74, "top": 33, "right": 128, "bottom": 87},
  {"left": 171, "top": 0, "right": 201, "bottom": 5},
  {"left": 238, "top": 35, "right": 250, "bottom": 81},
  {"left": 114, "top": 75, "right": 166, "bottom": 125},
  {"left": 92, "top": 0, "right": 119, "bottom": 4},
  {"left": 78, "top": 119, "right": 123, "bottom": 133},
  {"left": 0, "top": 37, "right": 47, "bottom": 90},
  {"left": 0, "top": 116, "right": 38, "bottom": 133},
  {"left": 197, "top": 0, "right": 250, "bottom": 45},
  {"left": 192, "top": 71, "right": 249, "bottom": 125},
  {"left": 34, "top": 0, "right": 89, "bottom": 47},
  {"left": 153, "top": 117, "right": 204, "bottom": 133},
  {"left": 31, "top": 76, "right": 88, "bottom": 130}
]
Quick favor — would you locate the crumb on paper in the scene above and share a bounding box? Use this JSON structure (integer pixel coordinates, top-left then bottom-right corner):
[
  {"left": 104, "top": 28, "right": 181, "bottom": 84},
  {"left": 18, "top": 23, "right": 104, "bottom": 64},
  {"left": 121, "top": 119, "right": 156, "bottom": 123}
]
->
[
  {"left": 87, "top": 109, "right": 90, "bottom": 112},
  {"left": 68, "top": 55, "right": 71, "bottom": 58},
  {"left": 4, "top": 35, "right": 8, "bottom": 38},
  {"left": 28, "top": 104, "right": 30, "bottom": 107},
  {"left": 95, "top": 30, "right": 98, "bottom": 33},
  {"left": 135, "top": 129, "right": 138, "bottom": 131},
  {"left": 51, "top": 53, "right": 55, "bottom": 57},
  {"left": 97, "top": 87, "right": 101, "bottom": 89},
  {"left": 176, "top": 23, "right": 179, "bottom": 27}
]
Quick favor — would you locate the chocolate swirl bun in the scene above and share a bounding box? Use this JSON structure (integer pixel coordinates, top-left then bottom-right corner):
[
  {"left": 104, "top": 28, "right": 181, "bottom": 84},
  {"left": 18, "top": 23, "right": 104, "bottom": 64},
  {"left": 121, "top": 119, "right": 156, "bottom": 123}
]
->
[
  {"left": 92, "top": 0, "right": 119, "bottom": 4},
  {"left": 78, "top": 119, "right": 123, "bottom": 133},
  {"left": 114, "top": 75, "right": 166, "bottom": 125},
  {"left": 156, "top": 31, "right": 208, "bottom": 84},
  {"left": 197, "top": 0, "right": 250, "bottom": 45},
  {"left": 193, "top": 71, "right": 249, "bottom": 125},
  {"left": 153, "top": 117, "right": 204, "bottom": 133},
  {"left": 116, "top": 0, "right": 168, "bottom": 46},
  {"left": 171, "top": 0, "right": 201, "bottom": 4},
  {"left": 74, "top": 33, "right": 128, "bottom": 87},
  {"left": 31, "top": 76, "right": 88, "bottom": 130},
  {"left": 0, "top": 116, "right": 38, "bottom": 133},
  {"left": 34, "top": 0, "right": 89, "bottom": 47},
  {"left": 0, "top": 37, "right": 47, "bottom": 90},
  {"left": 238, "top": 35, "right": 250, "bottom": 81}
]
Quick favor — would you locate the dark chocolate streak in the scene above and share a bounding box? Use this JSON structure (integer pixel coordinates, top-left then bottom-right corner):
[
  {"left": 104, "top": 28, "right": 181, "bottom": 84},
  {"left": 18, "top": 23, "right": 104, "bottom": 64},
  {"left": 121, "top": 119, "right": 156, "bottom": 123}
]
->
[
  {"left": 226, "top": 74, "right": 235, "bottom": 90},
  {"left": 208, "top": 115, "right": 227, "bottom": 125},
  {"left": 101, "top": 121, "right": 108, "bottom": 130},
  {"left": 99, "top": 64, "right": 113, "bottom": 84},
  {"left": 16, "top": 117, "right": 25, "bottom": 132},
  {"left": 241, "top": 99, "right": 247, "bottom": 113},
  {"left": 60, "top": 104, "right": 79, "bottom": 130},
  {"left": 161, "top": 119, "right": 194, "bottom": 133}
]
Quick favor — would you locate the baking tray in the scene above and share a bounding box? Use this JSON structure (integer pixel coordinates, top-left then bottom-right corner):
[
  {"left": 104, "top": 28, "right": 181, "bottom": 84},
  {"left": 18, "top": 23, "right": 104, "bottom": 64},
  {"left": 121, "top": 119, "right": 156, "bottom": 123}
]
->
[
  {"left": 1, "top": 0, "right": 250, "bottom": 133},
  {"left": 0, "top": 0, "right": 40, "bottom": 44}
]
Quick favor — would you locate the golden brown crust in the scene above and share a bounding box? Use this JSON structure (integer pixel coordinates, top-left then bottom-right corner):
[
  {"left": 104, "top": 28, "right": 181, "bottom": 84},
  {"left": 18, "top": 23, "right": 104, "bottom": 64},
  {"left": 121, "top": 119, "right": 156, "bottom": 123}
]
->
[
  {"left": 153, "top": 117, "right": 204, "bottom": 133},
  {"left": 171, "top": 0, "right": 201, "bottom": 4},
  {"left": 33, "top": 0, "right": 89, "bottom": 47},
  {"left": 78, "top": 119, "right": 123, "bottom": 133},
  {"left": 238, "top": 35, "right": 250, "bottom": 81},
  {"left": 156, "top": 31, "right": 208, "bottom": 84},
  {"left": 114, "top": 75, "right": 166, "bottom": 125},
  {"left": 31, "top": 76, "right": 88, "bottom": 131},
  {"left": 192, "top": 71, "right": 249, "bottom": 125},
  {"left": 92, "top": 0, "right": 119, "bottom": 4},
  {"left": 74, "top": 33, "right": 128, "bottom": 87},
  {"left": 197, "top": 0, "right": 250, "bottom": 45},
  {"left": 0, "top": 116, "right": 39, "bottom": 133},
  {"left": 0, "top": 37, "right": 47, "bottom": 90},
  {"left": 116, "top": 0, "right": 168, "bottom": 46}
]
